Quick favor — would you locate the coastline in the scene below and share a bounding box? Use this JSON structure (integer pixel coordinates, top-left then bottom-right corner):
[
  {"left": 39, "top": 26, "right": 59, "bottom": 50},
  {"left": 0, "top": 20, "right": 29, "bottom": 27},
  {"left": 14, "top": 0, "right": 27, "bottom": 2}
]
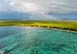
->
[
  {"left": 0, "top": 25, "right": 77, "bottom": 33},
  {"left": 30, "top": 26, "right": 77, "bottom": 33}
]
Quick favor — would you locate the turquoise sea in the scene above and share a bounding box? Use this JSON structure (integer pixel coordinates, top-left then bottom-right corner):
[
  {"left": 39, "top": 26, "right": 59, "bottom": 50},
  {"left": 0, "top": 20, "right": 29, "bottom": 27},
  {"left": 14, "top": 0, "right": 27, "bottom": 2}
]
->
[{"left": 0, "top": 26, "right": 77, "bottom": 54}]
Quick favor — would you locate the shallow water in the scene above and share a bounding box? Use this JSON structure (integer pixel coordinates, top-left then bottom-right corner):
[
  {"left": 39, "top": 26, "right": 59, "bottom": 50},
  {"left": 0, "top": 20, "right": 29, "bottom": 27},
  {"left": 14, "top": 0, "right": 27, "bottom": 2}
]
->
[{"left": 0, "top": 26, "right": 77, "bottom": 54}]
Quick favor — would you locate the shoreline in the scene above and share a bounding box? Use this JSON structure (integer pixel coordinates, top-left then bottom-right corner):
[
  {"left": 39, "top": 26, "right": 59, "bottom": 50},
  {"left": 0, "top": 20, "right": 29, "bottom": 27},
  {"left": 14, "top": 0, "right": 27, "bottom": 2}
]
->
[
  {"left": 24, "top": 25, "right": 77, "bottom": 32},
  {"left": 39, "top": 27, "right": 77, "bottom": 33},
  {"left": 0, "top": 25, "right": 77, "bottom": 33},
  {"left": 21, "top": 26, "right": 77, "bottom": 33},
  {"left": 0, "top": 25, "right": 77, "bottom": 32}
]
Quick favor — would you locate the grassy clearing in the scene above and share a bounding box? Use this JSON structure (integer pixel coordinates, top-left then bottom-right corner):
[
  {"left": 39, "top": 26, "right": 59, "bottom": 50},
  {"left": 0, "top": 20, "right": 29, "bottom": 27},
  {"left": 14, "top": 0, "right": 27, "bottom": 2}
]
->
[{"left": 0, "top": 20, "right": 77, "bottom": 31}]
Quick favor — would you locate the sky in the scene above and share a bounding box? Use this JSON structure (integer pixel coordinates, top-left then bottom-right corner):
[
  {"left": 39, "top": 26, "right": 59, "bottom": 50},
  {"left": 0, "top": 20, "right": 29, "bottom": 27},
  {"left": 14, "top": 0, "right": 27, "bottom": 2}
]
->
[{"left": 0, "top": 0, "right": 77, "bottom": 20}]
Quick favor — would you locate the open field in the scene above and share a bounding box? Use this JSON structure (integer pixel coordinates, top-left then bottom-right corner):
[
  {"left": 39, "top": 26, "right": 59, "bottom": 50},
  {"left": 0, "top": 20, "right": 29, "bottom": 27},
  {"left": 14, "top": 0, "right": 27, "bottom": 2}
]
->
[{"left": 0, "top": 20, "right": 77, "bottom": 31}]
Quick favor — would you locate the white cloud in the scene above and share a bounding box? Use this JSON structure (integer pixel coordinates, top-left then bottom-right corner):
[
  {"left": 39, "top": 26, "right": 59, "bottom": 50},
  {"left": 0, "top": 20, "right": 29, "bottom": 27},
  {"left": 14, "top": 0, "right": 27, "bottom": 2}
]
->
[
  {"left": 0, "top": 4, "right": 6, "bottom": 12},
  {"left": 0, "top": 5, "right": 3, "bottom": 11},
  {"left": 0, "top": 0, "right": 10, "bottom": 12},
  {"left": 8, "top": 0, "right": 77, "bottom": 14},
  {"left": 0, "top": 0, "right": 77, "bottom": 20},
  {"left": 30, "top": 14, "right": 58, "bottom": 20}
]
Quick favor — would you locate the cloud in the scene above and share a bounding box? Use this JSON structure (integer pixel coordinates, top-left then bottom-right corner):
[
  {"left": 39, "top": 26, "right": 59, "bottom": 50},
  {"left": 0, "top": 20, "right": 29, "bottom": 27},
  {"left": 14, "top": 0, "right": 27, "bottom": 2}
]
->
[
  {"left": 8, "top": 0, "right": 58, "bottom": 20},
  {"left": 0, "top": 0, "right": 77, "bottom": 14},
  {"left": 0, "top": 5, "right": 3, "bottom": 11},
  {"left": 0, "top": 0, "right": 77, "bottom": 20},
  {"left": 8, "top": 0, "right": 77, "bottom": 14},
  {"left": 29, "top": 14, "right": 58, "bottom": 20},
  {"left": 0, "top": 3, "right": 6, "bottom": 11},
  {"left": 0, "top": 0, "right": 10, "bottom": 11}
]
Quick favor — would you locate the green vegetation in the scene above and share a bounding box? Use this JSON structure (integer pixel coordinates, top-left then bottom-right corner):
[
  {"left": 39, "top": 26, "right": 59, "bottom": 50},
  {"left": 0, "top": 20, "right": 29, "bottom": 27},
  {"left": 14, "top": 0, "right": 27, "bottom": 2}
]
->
[{"left": 0, "top": 20, "right": 77, "bottom": 31}]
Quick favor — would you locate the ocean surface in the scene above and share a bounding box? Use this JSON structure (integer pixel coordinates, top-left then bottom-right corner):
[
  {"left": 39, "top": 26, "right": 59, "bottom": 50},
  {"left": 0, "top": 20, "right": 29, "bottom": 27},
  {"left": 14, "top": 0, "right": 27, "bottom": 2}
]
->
[{"left": 0, "top": 26, "right": 77, "bottom": 54}]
